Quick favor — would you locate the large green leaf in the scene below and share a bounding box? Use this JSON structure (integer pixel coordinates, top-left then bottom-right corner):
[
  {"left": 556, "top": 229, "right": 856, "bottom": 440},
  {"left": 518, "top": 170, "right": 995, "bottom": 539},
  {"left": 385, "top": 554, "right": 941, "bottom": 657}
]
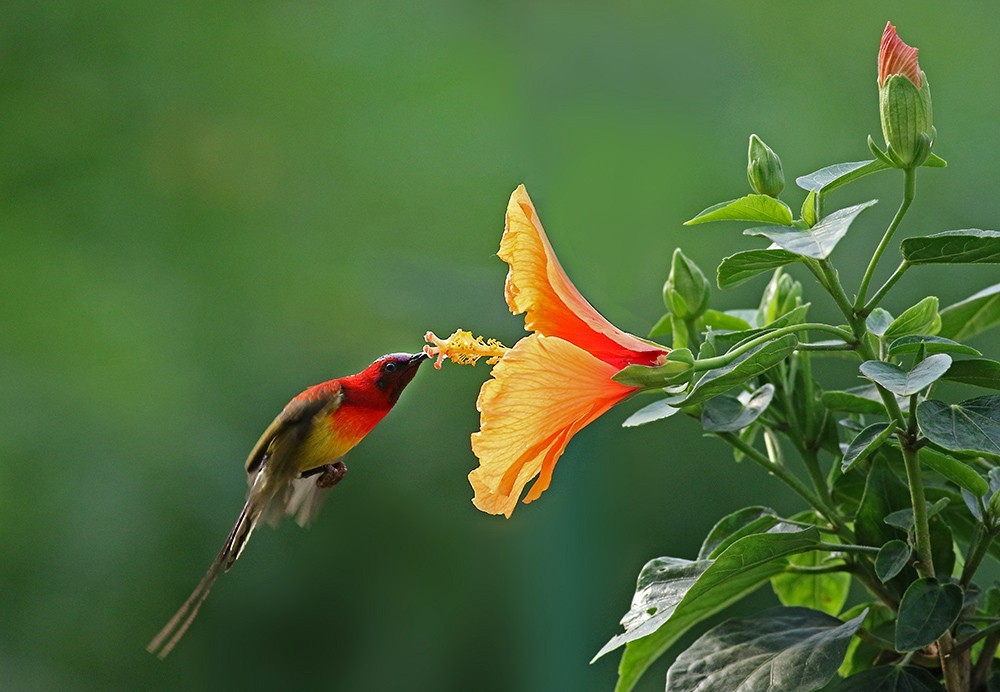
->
[
  {"left": 743, "top": 200, "right": 877, "bottom": 259},
  {"left": 700, "top": 384, "right": 775, "bottom": 432},
  {"left": 883, "top": 297, "right": 941, "bottom": 339},
  {"left": 697, "top": 506, "right": 780, "bottom": 560},
  {"left": 598, "top": 528, "right": 821, "bottom": 692},
  {"left": 895, "top": 578, "right": 963, "bottom": 652},
  {"left": 680, "top": 334, "right": 797, "bottom": 406},
  {"left": 901, "top": 229, "right": 1000, "bottom": 264},
  {"left": 701, "top": 309, "right": 753, "bottom": 331},
  {"left": 859, "top": 354, "right": 952, "bottom": 397},
  {"left": 842, "top": 422, "right": 896, "bottom": 473},
  {"left": 940, "top": 358, "right": 1000, "bottom": 390},
  {"left": 795, "top": 159, "right": 889, "bottom": 193},
  {"left": 887, "top": 335, "right": 981, "bottom": 358},
  {"left": 772, "top": 550, "right": 850, "bottom": 616},
  {"left": 856, "top": 457, "right": 911, "bottom": 550},
  {"left": 917, "top": 395, "right": 1000, "bottom": 459},
  {"left": 821, "top": 387, "right": 890, "bottom": 415},
  {"left": 685, "top": 194, "right": 794, "bottom": 226},
  {"left": 665, "top": 606, "right": 865, "bottom": 692},
  {"left": 829, "top": 665, "right": 944, "bottom": 691},
  {"left": 918, "top": 446, "right": 989, "bottom": 496},
  {"left": 938, "top": 283, "right": 1000, "bottom": 341},
  {"left": 717, "top": 248, "right": 801, "bottom": 288}
]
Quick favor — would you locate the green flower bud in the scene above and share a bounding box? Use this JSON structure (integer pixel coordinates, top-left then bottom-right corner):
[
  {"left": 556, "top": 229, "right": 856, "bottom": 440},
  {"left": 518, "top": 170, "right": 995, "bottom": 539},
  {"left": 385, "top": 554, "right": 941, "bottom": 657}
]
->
[
  {"left": 759, "top": 270, "right": 802, "bottom": 325},
  {"left": 877, "top": 23, "right": 934, "bottom": 168},
  {"left": 746, "top": 134, "right": 785, "bottom": 197},
  {"left": 663, "top": 249, "right": 710, "bottom": 320}
]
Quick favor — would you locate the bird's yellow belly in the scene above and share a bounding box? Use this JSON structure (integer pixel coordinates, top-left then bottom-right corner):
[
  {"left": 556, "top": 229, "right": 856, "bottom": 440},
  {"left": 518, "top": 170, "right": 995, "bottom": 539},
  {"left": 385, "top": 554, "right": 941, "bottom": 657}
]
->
[{"left": 295, "top": 406, "right": 388, "bottom": 473}]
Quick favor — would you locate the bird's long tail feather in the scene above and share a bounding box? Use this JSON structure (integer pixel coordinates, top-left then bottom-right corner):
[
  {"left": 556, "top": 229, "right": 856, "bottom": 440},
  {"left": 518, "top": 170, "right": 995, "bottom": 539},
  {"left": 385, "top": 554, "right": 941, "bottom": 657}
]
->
[{"left": 147, "top": 469, "right": 271, "bottom": 659}]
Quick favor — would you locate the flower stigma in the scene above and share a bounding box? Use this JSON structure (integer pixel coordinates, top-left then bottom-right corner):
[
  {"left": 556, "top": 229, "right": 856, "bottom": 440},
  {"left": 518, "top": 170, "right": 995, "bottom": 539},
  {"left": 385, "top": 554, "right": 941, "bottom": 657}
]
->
[{"left": 424, "top": 330, "right": 509, "bottom": 370}]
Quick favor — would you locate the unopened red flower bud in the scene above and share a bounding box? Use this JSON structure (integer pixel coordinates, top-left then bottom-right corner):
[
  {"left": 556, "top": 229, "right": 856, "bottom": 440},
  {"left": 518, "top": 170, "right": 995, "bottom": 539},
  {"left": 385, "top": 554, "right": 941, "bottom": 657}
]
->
[{"left": 877, "top": 22, "right": 934, "bottom": 168}]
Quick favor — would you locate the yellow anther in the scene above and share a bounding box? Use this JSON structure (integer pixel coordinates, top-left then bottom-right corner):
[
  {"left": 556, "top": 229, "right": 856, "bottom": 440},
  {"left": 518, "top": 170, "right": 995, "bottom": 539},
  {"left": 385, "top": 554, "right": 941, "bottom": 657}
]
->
[{"left": 423, "top": 330, "right": 509, "bottom": 370}]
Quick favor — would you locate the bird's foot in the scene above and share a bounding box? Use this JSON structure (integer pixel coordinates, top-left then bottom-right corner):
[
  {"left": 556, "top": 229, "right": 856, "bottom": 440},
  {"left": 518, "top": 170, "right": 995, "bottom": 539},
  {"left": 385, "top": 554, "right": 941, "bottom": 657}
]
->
[{"left": 305, "top": 461, "right": 348, "bottom": 489}]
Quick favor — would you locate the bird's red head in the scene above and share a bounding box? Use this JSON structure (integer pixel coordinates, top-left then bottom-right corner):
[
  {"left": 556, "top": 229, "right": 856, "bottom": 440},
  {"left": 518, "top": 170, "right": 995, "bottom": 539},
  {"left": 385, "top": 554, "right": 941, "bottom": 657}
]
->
[{"left": 342, "top": 352, "right": 428, "bottom": 407}]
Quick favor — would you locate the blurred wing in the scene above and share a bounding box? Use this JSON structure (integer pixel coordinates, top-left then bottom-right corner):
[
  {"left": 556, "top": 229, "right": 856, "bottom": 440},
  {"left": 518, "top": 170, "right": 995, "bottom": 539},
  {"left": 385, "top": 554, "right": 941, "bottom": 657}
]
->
[
  {"left": 244, "top": 386, "right": 344, "bottom": 475},
  {"left": 266, "top": 470, "right": 341, "bottom": 528}
]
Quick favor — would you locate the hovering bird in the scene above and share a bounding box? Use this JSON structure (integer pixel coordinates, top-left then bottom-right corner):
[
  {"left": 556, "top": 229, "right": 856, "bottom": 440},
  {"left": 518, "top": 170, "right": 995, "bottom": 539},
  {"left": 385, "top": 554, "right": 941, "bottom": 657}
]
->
[{"left": 147, "top": 352, "right": 428, "bottom": 658}]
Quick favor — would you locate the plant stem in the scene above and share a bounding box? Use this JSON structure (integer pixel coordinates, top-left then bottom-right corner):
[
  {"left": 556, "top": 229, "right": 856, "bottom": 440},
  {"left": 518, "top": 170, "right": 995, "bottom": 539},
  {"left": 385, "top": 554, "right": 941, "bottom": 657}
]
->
[
  {"left": 802, "top": 447, "right": 833, "bottom": 509},
  {"left": 718, "top": 432, "right": 848, "bottom": 536},
  {"left": 693, "top": 323, "right": 855, "bottom": 371},
  {"left": 796, "top": 341, "right": 855, "bottom": 352},
  {"left": 684, "top": 317, "right": 700, "bottom": 349},
  {"left": 862, "top": 260, "right": 910, "bottom": 315},
  {"left": 972, "top": 633, "right": 1000, "bottom": 691},
  {"left": 855, "top": 168, "right": 916, "bottom": 311},
  {"left": 960, "top": 525, "right": 997, "bottom": 588},
  {"left": 900, "top": 445, "right": 935, "bottom": 579}
]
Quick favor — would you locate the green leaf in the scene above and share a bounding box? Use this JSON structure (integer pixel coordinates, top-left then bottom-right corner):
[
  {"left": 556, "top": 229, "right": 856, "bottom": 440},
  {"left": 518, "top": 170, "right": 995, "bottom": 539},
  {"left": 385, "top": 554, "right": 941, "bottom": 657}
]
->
[
  {"left": 856, "top": 457, "right": 911, "bottom": 550},
  {"left": 716, "top": 249, "right": 801, "bottom": 289},
  {"left": 941, "top": 358, "right": 1000, "bottom": 390},
  {"left": 895, "top": 578, "right": 963, "bottom": 651},
  {"left": 829, "top": 665, "right": 945, "bottom": 691},
  {"left": 700, "top": 384, "right": 775, "bottom": 433},
  {"left": 924, "top": 153, "right": 948, "bottom": 168},
  {"left": 842, "top": 423, "right": 896, "bottom": 473},
  {"left": 680, "top": 334, "right": 798, "bottom": 406},
  {"left": 875, "top": 540, "right": 911, "bottom": 583},
  {"left": 795, "top": 159, "right": 889, "bottom": 193},
  {"left": 697, "top": 506, "right": 779, "bottom": 559},
  {"left": 701, "top": 309, "right": 752, "bottom": 331},
  {"left": 621, "top": 397, "right": 684, "bottom": 428},
  {"left": 763, "top": 303, "right": 810, "bottom": 330},
  {"left": 918, "top": 446, "right": 990, "bottom": 496},
  {"left": 859, "top": 354, "right": 952, "bottom": 397},
  {"left": 772, "top": 551, "right": 850, "bottom": 616},
  {"left": 917, "top": 395, "right": 1000, "bottom": 459},
  {"left": 600, "top": 528, "right": 821, "bottom": 692},
  {"left": 801, "top": 190, "right": 818, "bottom": 226},
  {"left": 901, "top": 229, "right": 1000, "bottom": 265},
  {"left": 647, "top": 313, "right": 672, "bottom": 339},
  {"left": 837, "top": 603, "right": 897, "bottom": 679},
  {"left": 822, "top": 388, "right": 890, "bottom": 415},
  {"left": 665, "top": 606, "right": 865, "bottom": 692},
  {"left": 883, "top": 297, "right": 941, "bottom": 339},
  {"left": 939, "top": 283, "right": 1000, "bottom": 341},
  {"left": 743, "top": 200, "right": 877, "bottom": 260},
  {"left": 867, "top": 308, "right": 895, "bottom": 337},
  {"left": 887, "top": 335, "right": 981, "bottom": 358},
  {"left": 685, "top": 194, "right": 794, "bottom": 226}
]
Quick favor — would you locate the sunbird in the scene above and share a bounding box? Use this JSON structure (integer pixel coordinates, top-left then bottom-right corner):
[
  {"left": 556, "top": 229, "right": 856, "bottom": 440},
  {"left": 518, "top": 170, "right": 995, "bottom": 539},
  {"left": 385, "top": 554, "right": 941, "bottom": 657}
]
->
[{"left": 147, "top": 352, "right": 428, "bottom": 658}]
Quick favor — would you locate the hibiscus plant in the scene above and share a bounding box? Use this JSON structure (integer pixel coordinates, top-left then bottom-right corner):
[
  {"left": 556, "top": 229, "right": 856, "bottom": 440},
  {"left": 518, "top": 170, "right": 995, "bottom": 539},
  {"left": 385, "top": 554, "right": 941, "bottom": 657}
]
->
[{"left": 429, "top": 22, "right": 1000, "bottom": 691}]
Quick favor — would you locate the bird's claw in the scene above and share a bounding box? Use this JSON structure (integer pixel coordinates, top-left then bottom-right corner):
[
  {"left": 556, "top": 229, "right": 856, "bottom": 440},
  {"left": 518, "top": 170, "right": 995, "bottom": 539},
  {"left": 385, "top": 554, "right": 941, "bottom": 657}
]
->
[{"left": 309, "top": 461, "right": 348, "bottom": 489}]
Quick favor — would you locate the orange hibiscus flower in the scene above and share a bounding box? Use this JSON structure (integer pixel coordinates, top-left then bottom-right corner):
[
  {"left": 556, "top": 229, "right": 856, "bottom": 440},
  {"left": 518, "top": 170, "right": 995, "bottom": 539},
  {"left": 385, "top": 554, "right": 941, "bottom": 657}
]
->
[{"left": 427, "top": 186, "right": 669, "bottom": 517}]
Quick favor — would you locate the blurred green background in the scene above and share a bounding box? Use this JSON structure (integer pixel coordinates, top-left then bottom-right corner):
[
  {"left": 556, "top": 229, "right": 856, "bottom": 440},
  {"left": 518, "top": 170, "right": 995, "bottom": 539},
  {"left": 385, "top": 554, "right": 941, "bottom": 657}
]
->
[{"left": 3, "top": 1, "right": 999, "bottom": 690}]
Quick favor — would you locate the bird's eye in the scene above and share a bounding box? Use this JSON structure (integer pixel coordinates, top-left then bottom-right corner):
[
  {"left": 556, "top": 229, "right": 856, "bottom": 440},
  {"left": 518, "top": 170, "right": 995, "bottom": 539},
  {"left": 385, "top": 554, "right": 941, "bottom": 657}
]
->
[{"left": 384, "top": 361, "right": 397, "bottom": 372}]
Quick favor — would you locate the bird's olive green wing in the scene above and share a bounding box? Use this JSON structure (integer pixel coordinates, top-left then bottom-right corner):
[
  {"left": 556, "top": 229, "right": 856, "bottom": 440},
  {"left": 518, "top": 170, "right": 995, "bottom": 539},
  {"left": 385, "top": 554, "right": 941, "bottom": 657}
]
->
[{"left": 244, "top": 386, "right": 344, "bottom": 474}]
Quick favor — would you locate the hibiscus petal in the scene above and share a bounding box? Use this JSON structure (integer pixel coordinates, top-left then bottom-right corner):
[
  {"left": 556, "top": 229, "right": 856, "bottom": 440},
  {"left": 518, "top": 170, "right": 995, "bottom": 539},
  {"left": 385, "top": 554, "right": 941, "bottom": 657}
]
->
[
  {"left": 501, "top": 185, "right": 665, "bottom": 370},
  {"left": 878, "top": 22, "right": 921, "bottom": 88},
  {"left": 469, "top": 334, "right": 636, "bottom": 517}
]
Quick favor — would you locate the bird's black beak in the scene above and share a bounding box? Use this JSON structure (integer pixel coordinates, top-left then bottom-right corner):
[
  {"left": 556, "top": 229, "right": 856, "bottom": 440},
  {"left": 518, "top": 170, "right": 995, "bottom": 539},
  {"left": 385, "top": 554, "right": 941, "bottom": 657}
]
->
[{"left": 409, "top": 352, "right": 429, "bottom": 366}]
